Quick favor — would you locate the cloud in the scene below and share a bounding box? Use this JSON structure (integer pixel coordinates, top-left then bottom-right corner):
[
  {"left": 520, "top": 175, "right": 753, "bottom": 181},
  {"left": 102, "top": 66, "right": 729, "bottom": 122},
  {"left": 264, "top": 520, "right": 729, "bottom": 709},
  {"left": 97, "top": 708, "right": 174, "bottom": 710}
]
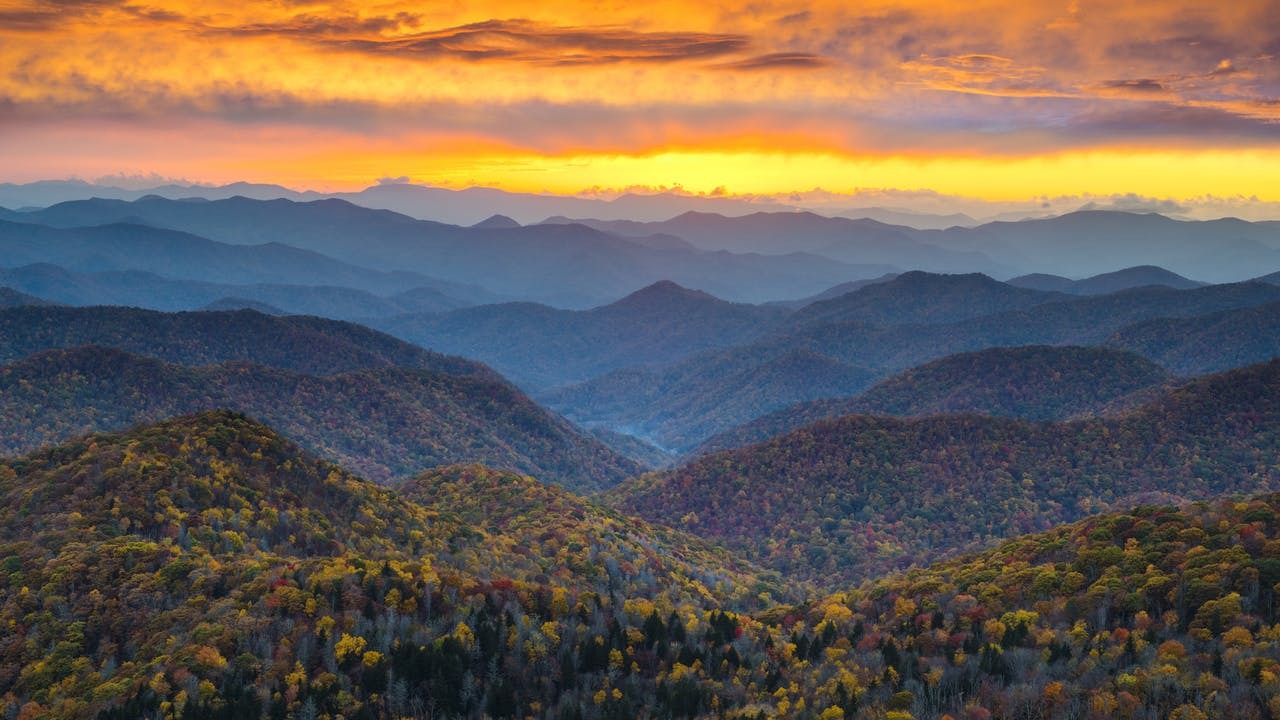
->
[
  {"left": 275, "top": 18, "right": 753, "bottom": 66},
  {"left": 0, "top": 0, "right": 127, "bottom": 30},
  {"left": 899, "top": 54, "right": 1074, "bottom": 99},
  {"left": 203, "top": 12, "right": 423, "bottom": 39},
  {"left": 1100, "top": 78, "right": 1169, "bottom": 94},
  {"left": 777, "top": 11, "right": 810, "bottom": 25},
  {"left": 1076, "top": 194, "right": 1189, "bottom": 214},
  {"left": 715, "top": 52, "right": 829, "bottom": 71}
]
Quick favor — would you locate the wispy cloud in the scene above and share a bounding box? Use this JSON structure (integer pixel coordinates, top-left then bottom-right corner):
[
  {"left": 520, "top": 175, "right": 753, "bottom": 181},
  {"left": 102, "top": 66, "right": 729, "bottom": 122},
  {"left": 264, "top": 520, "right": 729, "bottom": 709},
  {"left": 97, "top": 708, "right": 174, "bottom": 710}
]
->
[
  {"left": 715, "top": 52, "right": 829, "bottom": 71},
  {"left": 213, "top": 17, "right": 755, "bottom": 66}
]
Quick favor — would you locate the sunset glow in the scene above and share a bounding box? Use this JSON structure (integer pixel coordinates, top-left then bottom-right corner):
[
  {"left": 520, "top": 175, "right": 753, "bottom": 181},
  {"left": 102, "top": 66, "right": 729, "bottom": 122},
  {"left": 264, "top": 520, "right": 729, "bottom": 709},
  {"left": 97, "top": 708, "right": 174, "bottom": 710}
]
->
[{"left": 2, "top": 0, "right": 1278, "bottom": 201}]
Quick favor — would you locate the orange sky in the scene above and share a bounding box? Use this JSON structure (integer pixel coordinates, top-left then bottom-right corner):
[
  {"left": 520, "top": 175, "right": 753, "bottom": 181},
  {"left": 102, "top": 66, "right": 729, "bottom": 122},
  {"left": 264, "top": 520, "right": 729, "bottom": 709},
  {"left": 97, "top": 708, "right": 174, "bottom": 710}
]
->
[{"left": 1, "top": 0, "right": 1277, "bottom": 201}]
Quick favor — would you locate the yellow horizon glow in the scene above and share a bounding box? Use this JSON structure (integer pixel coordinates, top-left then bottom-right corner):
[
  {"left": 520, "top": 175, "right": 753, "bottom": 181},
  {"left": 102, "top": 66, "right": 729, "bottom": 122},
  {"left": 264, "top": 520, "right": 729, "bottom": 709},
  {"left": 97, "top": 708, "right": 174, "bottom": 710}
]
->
[
  {"left": 2, "top": 0, "right": 1278, "bottom": 204},
  {"left": 251, "top": 147, "right": 1280, "bottom": 202}
]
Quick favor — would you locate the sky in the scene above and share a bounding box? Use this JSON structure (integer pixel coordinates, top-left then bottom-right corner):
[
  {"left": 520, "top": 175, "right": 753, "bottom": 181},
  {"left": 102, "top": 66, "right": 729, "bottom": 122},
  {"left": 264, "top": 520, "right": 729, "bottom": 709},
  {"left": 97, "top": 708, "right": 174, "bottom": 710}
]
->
[{"left": 1, "top": 0, "right": 1278, "bottom": 212}]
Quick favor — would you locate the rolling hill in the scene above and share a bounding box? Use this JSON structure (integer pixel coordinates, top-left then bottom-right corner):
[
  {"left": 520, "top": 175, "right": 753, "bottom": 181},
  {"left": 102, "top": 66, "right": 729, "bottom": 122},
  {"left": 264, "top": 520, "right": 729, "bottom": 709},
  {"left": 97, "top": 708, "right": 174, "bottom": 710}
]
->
[
  {"left": 0, "top": 263, "right": 481, "bottom": 318},
  {"left": 787, "top": 271, "right": 1066, "bottom": 327},
  {"left": 756, "top": 279, "right": 1280, "bottom": 375},
  {"left": 0, "top": 305, "right": 493, "bottom": 378},
  {"left": 0, "top": 346, "right": 639, "bottom": 490},
  {"left": 695, "top": 345, "right": 1174, "bottom": 455},
  {"left": 543, "top": 347, "right": 874, "bottom": 452},
  {"left": 1008, "top": 265, "right": 1206, "bottom": 294},
  {"left": 608, "top": 360, "right": 1280, "bottom": 586},
  {"left": 0, "top": 412, "right": 784, "bottom": 719},
  {"left": 375, "top": 280, "right": 791, "bottom": 389},
  {"left": 400, "top": 464, "right": 783, "bottom": 597},
  {"left": 769, "top": 493, "right": 1280, "bottom": 720},
  {"left": 0, "top": 286, "right": 51, "bottom": 307},
  {"left": 0, "top": 217, "right": 428, "bottom": 293},
  {"left": 1106, "top": 300, "right": 1280, "bottom": 375},
  {"left": 3, "top": 405, "right": 1279, "bottom": 719},
  {"left": 547, "top": 279, "right": 1280, "bottom": 450}
]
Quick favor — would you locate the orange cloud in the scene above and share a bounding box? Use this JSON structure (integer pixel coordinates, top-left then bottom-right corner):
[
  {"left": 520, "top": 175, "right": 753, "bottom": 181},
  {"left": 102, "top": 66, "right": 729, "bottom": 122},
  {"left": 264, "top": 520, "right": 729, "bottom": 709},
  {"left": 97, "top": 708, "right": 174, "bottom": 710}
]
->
[{"left": 0, "top": 0, "right": 1276, "bottom": 200}]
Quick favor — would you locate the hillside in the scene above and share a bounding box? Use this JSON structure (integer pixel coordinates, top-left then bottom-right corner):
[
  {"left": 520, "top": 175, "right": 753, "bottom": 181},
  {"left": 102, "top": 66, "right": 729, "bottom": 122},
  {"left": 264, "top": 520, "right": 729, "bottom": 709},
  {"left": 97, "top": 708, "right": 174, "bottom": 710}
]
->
[
  {"left": 544, "top": 347, "right": 875, "bottom": 452},
  {"left": 1009, "top": 265, "right": 1205, "bottom": 294},
  {"left": 1107, "top": 300, "right": 1280, "bottom": 375},
  {"left": 0, "top": 263, "right": 479, "bottom": 319},
  {"left": 0, "top": 305, "right": 492, "bottom": 378},
  {"left": 921, "top": 210, "right": 1280, "bottom": 282},
  {"left": 762, "top": 493, "right": 1280, "bottom": 720},
  {"left": 762, "top": 280, "right": 1280, "bottom": 375},
  {"left": 200, "top": 296, "right": 286, "bottom": 314},
  {"left": 0, "top": 412, "right": 783, "bottom": 719},
  {"left": 558, "top": 211, "right": 1002, "bottom": 272},
  {"left": 696, "top": 346, "right": 1173, "bottom": 455},
  {"left": 0, "top": 346, "right": 639, "bottom": 490},
  {"left": 400, "top": 464, "right": 784, "bottom": 598},
  {"left": 376, "top": 281, "right": 790, "bottom": 389},
  {"left": 0, "top": 217, "right": 426, "bottom": 293},
  {"left": 545, "top": 282, "right": 1280, "bottom": 451},
  {"left": 608, "top": 360, "right": 1280, "bottom": 586},
  {"left": 789, "top": 271, "right": 1065, "bottom": 327},
  {"left": 4, "top": 410, "right": 1280, "bottom": 719},
  {"left": 766, "top": 273, "right": 899, "bottom": 309},
  {"left": 0, "top": 286, "right": 50, "bottom": 307}
]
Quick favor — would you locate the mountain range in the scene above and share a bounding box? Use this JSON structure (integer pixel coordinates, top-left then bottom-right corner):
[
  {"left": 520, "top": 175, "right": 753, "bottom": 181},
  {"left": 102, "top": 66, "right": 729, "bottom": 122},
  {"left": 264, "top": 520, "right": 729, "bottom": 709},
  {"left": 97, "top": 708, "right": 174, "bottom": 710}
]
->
[
  {"left": 374, "top": 280, "right": 790, "bottom": 389},
  {"left": 1, "top": 196, "right": 893, "bottom": 306},
  {"left": 608, "top": 360, "right": 1280, "bottom": 585},
  {"left": 694, "top": 345, "right": 1175, "bottom": 455},
  {"left": 0, "top": 345, "right": 637, "bottom": 490},
  {"left": 545, "top": 275, "right": 1280, "bottom": 450},
  {"left": 7, "top": 178, "right": 1280, "bottom": 720},
  {"left": 0, "top": 263, "right": 487, "bottom": 318}
]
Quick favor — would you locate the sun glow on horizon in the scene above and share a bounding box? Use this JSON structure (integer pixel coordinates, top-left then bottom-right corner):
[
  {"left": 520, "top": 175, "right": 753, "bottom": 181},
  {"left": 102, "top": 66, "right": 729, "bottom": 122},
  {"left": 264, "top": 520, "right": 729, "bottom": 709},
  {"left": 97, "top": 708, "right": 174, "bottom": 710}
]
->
[{"left": 1, "top": 0, "right": 1277, "bottom": 204}]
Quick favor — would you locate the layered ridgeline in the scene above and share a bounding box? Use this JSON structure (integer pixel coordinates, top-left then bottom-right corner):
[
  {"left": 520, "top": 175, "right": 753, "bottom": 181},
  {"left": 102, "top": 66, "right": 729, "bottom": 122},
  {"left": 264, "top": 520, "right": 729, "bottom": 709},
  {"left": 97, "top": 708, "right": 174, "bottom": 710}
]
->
[
  {"left": 0, "top": 287, "right": 50, "bottom": 307},
  {"left": 0, "top": 306, "right": 640, "bottom": 490},
  {"left": 543, "top": 348, "right": 876, "bottom": 453},
  {"left": 0, "top": 412, "right": 788, "bottom": 720},
  {"left": 3, "top": 196, "right": 891, "bottom": 306},
  {"left": 787, "top": 271, "right": 1066, "bottom": 328},
  {"left": 0, "top": 218, "right": 429, "bottom": 294},
  {"left": 0, "top": 346, "right": 638, "bottom": 490},
  {"left": 608, "top": 360, "right": 1280, "bottom": 586},
  {"left": 0, "top": 263, "right": 489, "bottom": 319},
  {"left": 1008, "top": 264, "right": 1206, "bottom": 294},
  {"left": 550, "top": 276, "right": 1280, "bottom": 450},
  {"left": 696, "top": 345, "right": 1174, "bottom": 455},
  {"left": 0, "top": 305, "right": 492, "bottom": 378},
  {"left": 1106, "top": 300, "right": 1280, "bottom": 376},
  {"left": 9, "top": 412, "right": 1280, "bottom": 719},
  {"left": 374, "top": 281, "right": 790, "bottom": 389}
]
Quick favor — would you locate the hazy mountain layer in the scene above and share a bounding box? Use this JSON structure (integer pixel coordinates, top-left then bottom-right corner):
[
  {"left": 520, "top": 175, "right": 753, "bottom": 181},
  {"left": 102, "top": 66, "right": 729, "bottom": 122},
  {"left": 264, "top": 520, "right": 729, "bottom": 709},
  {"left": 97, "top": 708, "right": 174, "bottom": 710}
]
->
[
  {"left": 0, "top": 305, "right": 493, "bottom": 378},
  {"left": 0, "top": 346, "right": 640, "bottom": 490},
  {"left": 375, "top": 280, "right": 791, "bottom": 389},
  {"left": 694, "top": 345, "right": 1173, "bottom": 455}
]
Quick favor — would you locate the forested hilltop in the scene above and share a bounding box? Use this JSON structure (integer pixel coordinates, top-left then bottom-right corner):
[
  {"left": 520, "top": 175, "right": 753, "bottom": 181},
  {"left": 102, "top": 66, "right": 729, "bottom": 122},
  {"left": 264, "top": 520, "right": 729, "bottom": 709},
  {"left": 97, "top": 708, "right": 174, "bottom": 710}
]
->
[
  {"left": 610, "top": 360, "right": 1280, "bottom": 586},
  {"left": 0, "top": 413, "right": 785, "bottom": 720},
  {"left": 5, "top": 412, "right": 1280, "bottom": 720}
]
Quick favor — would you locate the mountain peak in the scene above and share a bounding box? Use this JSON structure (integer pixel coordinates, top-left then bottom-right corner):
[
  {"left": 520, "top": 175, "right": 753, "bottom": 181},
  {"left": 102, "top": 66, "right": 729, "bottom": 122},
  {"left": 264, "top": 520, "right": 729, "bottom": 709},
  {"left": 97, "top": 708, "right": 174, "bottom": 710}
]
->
[
  {"left": 609, "top": 280, "right": 720, "bottom": 309},
  {"left": 471, "top": 213, "right": 521, "bottom": 229}
]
